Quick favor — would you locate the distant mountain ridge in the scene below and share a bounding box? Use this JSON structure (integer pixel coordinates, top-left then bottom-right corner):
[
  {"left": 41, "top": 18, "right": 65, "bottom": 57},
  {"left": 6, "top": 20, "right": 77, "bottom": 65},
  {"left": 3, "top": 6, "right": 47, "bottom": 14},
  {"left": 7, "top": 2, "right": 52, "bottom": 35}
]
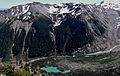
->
[{"left": 0, "top": 8, "right": 7, "bottom": 10}]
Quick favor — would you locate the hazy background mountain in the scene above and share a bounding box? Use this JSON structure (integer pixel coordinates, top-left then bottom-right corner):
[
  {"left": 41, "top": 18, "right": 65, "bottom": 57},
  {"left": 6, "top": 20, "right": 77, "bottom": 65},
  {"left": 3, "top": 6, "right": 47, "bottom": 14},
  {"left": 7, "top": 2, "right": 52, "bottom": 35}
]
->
[{"left": 0, "top": 8, "right": 7, "bottom": 10}]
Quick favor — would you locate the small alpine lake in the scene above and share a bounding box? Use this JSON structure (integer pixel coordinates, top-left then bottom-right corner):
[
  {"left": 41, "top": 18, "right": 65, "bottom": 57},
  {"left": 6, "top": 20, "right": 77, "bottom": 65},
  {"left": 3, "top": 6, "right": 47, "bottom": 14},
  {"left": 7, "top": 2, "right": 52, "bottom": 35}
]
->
[{"left": 40, "top": 66, "right": 71, "bottom": 74}]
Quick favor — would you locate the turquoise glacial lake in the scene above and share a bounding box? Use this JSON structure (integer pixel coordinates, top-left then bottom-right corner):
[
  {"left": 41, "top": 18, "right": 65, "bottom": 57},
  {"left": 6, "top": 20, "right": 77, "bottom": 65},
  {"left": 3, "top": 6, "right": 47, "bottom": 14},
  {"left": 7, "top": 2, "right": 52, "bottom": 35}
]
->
[{"left": 40, "top": 66, "right": 70, "bottom": 74}]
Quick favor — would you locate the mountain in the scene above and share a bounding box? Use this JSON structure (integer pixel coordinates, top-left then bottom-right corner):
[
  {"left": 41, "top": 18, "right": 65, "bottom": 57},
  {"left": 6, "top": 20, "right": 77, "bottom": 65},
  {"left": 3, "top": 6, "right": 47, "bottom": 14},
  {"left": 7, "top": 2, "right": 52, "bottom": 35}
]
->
[
  {"left": 100, "top": 0, "right": 120, "bottom": 10},
  {"left": 0, "top": 8, "right": 7, "bottom": 10},
  {"left": 0, "top": 2, "right": 120, "bottom": 62}
]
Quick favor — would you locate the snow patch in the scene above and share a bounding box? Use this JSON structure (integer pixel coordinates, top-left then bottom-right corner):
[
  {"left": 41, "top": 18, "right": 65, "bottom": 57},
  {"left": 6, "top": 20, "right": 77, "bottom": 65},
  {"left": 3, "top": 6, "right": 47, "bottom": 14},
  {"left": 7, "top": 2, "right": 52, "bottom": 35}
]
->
[
  {"left": 57, "top": 3, "right": 63, "bottom": 7},
  {"left": 11, "top": 9, "right": 14, "bottom": 12},
  {"left": 17, "top": 6, "right": 19, "bottom": 11},
  {"left": 87, "top": 5, "right": 93, "bottom": 12},
  {"left": 49, "top": 6, "right": 58, "bottom": 13},
  {"left": 5, "top": 17, "right": 9, "bottom": 20},
  {"left": 14, "top": 6, "right": 20, "bottom": 16},
  {"left": 27, "top": 12, "right": 31, "bottom": 15},
  {"left": 27, "top": 16, "right": 31, "bottom": 19},
  {"left": 117, "top": 22, "right": 120, "bottom": 27},
  {"left": 60, "top": 7, "right": 70, "bottom": 14},
  {"left": 72, "top": 55, "right": 76, "bottom": 57},
  {"left": 22, "top": 5, "right": 30, "bottom": 14},
  {"left": 0, "top": 14, "right": 3, "bottom": 16},
  {"left": 99, "top": 9, "right": 102, "bottom": 12},
  {"left": 22, "top": 15, "right": 31, "bottom": 20},
  {"left": 116, "top": 17, "right": 120, "bottom": 20},
  {"left": 15, "top": 13, "right": 18, "bottom": 16},
  {"left": 53, "top": 22, "right": 61, "bottom": 27},
  {"left": 11, "top": 9, "right": 14, "bottom": 15},
  {"left": 23, "top": 16, "right": 27, "bottom": 20},
  {"left": 12, "top": 12, "right": 14, "bottom": 15},
  {"left": 5, "top": 17, "right": 9, "bottom": 21},
  {"left": 17, "top": 16, "right": 20, "bottom": 19}
]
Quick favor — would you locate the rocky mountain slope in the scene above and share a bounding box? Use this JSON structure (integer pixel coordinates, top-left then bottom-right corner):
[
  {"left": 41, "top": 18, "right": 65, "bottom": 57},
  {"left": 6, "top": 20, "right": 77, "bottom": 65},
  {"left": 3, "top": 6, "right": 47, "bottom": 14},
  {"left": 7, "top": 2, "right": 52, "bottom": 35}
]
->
[
  {"left": 0, "top": 2, "right": 120, "bottom": 62},
  {"left": 100, "top": 0, "right": 120, "bottom": 10}
]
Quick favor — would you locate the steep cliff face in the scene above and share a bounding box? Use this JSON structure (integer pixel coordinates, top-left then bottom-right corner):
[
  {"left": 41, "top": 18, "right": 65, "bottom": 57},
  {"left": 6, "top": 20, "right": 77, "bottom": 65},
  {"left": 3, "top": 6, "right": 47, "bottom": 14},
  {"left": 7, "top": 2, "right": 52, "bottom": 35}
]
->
[
  {"left": 48, "top": 3, "right": 120, "bottom": 55},
  {"left": 0, "top": 2, "right": 55, "bottom": 61},
  {"left": 0, "top": 2, "right": 119, "bottom": 61},
  {"left": 53, "top": 4, "right": 108, "bottom": 55}
]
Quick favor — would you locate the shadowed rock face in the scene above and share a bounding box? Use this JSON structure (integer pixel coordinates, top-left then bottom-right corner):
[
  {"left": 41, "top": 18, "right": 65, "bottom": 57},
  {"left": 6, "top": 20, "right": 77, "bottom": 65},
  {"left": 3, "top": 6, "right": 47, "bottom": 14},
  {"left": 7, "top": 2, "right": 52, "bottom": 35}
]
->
[{"left": 0, "top": 2, "right": 119, "bottom": 61}]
